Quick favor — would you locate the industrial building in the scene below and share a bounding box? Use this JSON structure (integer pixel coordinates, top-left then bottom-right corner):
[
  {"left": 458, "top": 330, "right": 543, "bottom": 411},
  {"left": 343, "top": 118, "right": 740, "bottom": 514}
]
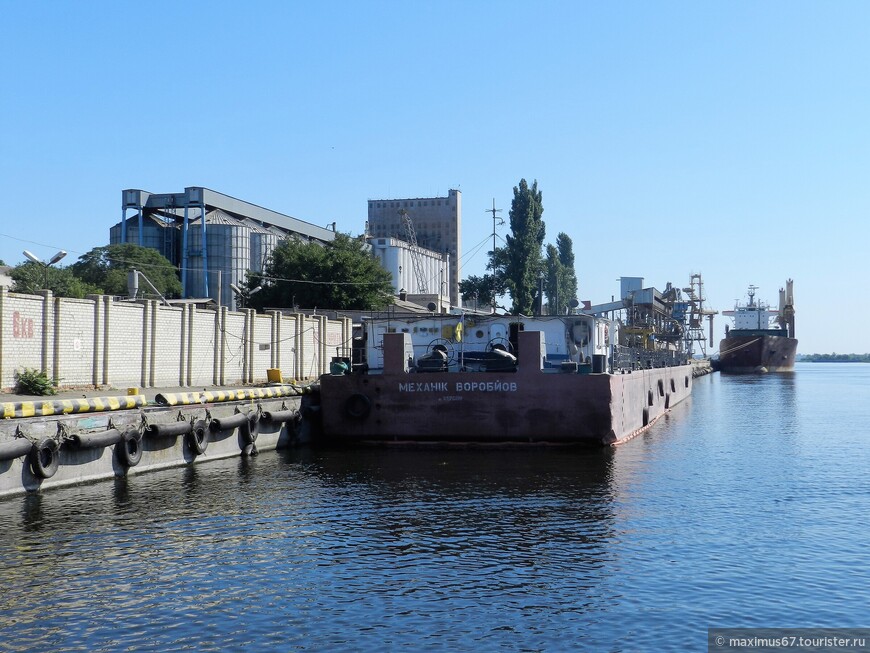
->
[
  {"left": 111, "top": 187, "right": 336, "bottom": 309},
  {"left": 367, "top": 189, "right": 461, "bottom": 306},
  {"left": 368, "top": 236, "right": 450, "bottom": 312}
]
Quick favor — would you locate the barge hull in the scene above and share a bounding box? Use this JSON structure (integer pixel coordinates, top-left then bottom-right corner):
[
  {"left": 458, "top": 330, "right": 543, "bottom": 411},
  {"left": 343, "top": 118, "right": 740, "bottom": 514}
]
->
[{"left": 319, "top": 332, "right": 693, "bottom": 446}]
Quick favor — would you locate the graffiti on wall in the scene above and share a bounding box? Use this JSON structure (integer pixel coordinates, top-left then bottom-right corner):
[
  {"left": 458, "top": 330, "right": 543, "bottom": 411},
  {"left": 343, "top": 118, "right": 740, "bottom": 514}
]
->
[{"left": 12, "top": 312, "right": 35, "bottom": 338}]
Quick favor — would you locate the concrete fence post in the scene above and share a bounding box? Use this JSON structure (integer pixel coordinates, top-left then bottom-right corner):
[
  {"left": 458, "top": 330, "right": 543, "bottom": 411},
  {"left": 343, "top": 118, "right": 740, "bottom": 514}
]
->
[
  {"left": 140, "top": 300, "right": 150, "bottom": 388},
  {"left": 52, "top": 295, "right": 62, "bottom": 386},
  {"left": 87, "top": 295, "right": 102, "bottom": 387},
  {"left": 247, "top": 308, "right": 256, "bottom": 384},
  {"left": 187, "top": 304, "right": 195, "bottom": 387},
  {"left": 0, "top": 286, "right": 5, "bottom": 388},
  {"left": 148, "top": 300, "right": 157, "bottom": 388},
  {"left": 342, "top": 316, "right": 352, "bottom": 360},
  {"left": 318, "top": 314, "right": 328, "bottom": 376},
  {"left": 269, "top": 310, "right": 280, "bottom": 370},
  {"left": 217, "top": 306, "right": 226, "bottom": 386},
  {"left": 179, "top": 303, "right": 189, "bottom": 387},
  {"left": 295, "top": 313, "right": 303, "bottom": 381},
  {"left": 40, "top": 290, "right": 53, "bottom": 379},
  {"left": 101, "top": 296, "right": 111, "bottom": 386}
]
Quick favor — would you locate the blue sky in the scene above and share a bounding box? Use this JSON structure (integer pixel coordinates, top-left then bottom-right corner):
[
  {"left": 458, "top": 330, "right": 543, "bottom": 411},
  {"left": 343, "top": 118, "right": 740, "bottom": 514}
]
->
[{"left": 2, "top": 1, "right": 867, "bottom": 354}]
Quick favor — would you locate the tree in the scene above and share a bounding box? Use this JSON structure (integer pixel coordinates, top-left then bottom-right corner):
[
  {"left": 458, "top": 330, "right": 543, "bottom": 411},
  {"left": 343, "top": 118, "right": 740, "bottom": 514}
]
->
[
  {"left": 503, "top": 179, "right": 545, "bottom": 314},
  {"left": 249, "top": 233, "right": 394, "bottom": 310},
  {"left": 11, "top": 262, "right": 100, "bottom": 298},
  {"left": 70, "top": 244, "right": 182, "bottom": 298},
  {"left": 544, "top": 244, "right": 561, "bottom": 314},
  {"left": 460, "top": 275, "right": 495, "bottom": 307},
  {"left": 544, "top": 232, "right": 578, "bottom": 314},
  {"left": 556, "top": 233, "right": 577, "bottom": 294}
]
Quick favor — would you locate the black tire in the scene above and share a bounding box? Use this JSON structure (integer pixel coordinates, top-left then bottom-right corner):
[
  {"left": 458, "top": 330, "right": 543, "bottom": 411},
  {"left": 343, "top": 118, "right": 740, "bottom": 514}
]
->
[
  {"left": 242, "top": 413, "right": 260, "bottom": 445},
  {"left": 29, "top": 438, "right": 59, "bottom": 479},
  {"left": 188, "top": 420, "right": 210, "bottom": 455},
  {"left": 345, "top": 393, "right": 371, "bottom": 420},
  {"left": 118, "top": 428, "right": 143, "bottom": 468}
]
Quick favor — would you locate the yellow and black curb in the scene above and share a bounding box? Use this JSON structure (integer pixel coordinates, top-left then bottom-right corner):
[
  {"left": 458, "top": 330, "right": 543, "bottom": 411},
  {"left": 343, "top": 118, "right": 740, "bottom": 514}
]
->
[
  {"left": 154, "top": 385, "right": 306, "bottom": 407},
  {"left": 2, "top": 395, "right": 147, "bottom": 420}
]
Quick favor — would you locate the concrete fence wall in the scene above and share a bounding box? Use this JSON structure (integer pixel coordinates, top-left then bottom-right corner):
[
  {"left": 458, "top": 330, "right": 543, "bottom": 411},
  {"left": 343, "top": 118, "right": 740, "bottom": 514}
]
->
[{"left": 0, "top": 288, "right": 353, "bottom": 391}]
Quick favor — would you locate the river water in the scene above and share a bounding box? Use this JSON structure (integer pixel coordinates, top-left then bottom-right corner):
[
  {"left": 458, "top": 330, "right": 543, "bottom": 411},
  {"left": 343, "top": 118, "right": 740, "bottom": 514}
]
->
[{"left": 1, "top": 363, "right": 868, "bottom": 652}]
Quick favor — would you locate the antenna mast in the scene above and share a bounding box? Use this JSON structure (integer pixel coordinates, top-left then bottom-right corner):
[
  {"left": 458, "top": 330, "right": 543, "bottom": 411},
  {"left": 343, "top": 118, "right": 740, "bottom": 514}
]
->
[{"left": 485, "top": 199, "right": 503, "bottom": 260}]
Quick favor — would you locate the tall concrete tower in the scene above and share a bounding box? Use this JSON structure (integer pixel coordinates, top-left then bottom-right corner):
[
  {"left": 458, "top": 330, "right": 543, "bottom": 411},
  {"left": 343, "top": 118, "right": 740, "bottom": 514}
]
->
[{"left": 367, "top": 189, "right": 461, "bottom": 306}]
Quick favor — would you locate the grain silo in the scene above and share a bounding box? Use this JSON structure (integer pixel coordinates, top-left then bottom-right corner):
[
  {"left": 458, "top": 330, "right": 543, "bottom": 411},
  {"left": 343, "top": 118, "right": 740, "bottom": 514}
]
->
[
  {"left": 115, "top": 187, "right": 336, "bottom": 308},
  {"left": 185, "top": 210, "right": 251, "bottom": 308}
]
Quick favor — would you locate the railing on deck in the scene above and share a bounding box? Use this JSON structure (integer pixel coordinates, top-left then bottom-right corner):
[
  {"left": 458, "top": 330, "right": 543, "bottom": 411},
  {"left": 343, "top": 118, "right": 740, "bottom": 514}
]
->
[{"left": 612, "top": 345, "right": 688, "bottom": 372}]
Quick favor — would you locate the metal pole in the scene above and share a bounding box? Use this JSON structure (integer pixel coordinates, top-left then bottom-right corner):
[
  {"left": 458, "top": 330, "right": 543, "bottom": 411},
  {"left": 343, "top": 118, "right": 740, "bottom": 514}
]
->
[
  {"left": 201, "top": 200, "right": 209, "bottom": 298},
  {"left": 137, "top": 207, "right": 144, "bottom": 247},
  {"left": 182, "top": 206, "right": 189, "bottom": 297}
]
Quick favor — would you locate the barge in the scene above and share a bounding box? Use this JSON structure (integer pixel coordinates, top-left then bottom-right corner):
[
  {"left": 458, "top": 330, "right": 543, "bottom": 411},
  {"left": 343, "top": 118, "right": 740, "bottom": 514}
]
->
[{"left": 319, "top": 277, "right": 706, "bottom": 446}]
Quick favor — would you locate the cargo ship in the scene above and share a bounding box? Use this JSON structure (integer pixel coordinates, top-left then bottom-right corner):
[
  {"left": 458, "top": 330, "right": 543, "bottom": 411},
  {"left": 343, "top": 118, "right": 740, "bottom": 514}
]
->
[
  {"left": 318, "top": 277, "right": 709, "bottom": 446},
  {"left": 716, "top": 280, "right": 797, "bottom": 373}
]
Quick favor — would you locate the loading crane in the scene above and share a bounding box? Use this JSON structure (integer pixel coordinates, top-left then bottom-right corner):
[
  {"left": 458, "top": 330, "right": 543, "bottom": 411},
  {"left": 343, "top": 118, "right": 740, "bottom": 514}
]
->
[
  {"left": 681, "top": 273, "right": 717, "bottom": 357},
  {"left": 399, "top": 209, "right": 429, "bottom": 293}
]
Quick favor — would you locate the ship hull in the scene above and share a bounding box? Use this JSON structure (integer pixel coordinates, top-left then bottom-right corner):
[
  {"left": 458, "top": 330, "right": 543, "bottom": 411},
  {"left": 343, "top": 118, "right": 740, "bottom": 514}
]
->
[
  {"left": 717, "top": 334, "right": 797, "bottom": 373},
  {"left": 319, "top": 364, "right": 694, "bottom": 446}
]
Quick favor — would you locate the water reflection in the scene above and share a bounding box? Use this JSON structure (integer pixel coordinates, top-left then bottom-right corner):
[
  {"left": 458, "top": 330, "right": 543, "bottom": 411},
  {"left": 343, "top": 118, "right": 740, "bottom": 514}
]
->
[
  {"left": 281, "top": 446, "right": 619, "bottom": 564},
  {"left": 20, "top": 492, "right": 44, "bottom": 532},
  {"left": 0, "top": 446, "right": 625, "bottom": 652},
  {"left": 1, "top": 365, "right": 868, "bottom": 651}
]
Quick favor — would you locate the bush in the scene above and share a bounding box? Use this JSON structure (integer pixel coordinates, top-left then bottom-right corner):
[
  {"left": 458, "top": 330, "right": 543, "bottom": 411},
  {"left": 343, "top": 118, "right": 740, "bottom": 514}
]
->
[{"left": 15, "top": 368, "right": 58, "bottom": 396}]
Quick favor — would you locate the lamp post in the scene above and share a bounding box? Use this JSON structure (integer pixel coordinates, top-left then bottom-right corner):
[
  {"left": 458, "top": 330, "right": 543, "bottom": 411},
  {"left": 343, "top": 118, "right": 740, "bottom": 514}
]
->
[
  {"left": 230, "top": 283, "right": 262, "bottom": 310},
  {"left": 23, "top": 250, "right": 67, "bottom": 290}
]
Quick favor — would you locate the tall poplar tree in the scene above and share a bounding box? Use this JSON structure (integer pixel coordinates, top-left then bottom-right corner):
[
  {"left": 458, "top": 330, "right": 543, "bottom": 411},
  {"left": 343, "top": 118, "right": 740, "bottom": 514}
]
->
[
  {"left": 504, "top": 179, "right": 545, "bottom": 314},
  {"left": 544, "top": 233, "right": 578, "bottom": 314}
]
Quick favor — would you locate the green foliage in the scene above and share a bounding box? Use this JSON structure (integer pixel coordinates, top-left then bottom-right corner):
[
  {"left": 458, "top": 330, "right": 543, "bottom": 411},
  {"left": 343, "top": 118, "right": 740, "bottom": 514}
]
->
[
  {"left": 544, "top": 233, "right": 578, "bottom": 314},
  {"left": 460, "top": 275, "right": 496, "bottom": 307},
  {"left": 70, "top": 244, "right": 182, "bottom": 298},
  {"left": 556, "top": 232, "right": 578, "bottom": 301},
  {"left": 802, "top": 353, "right": 870, "bottom": 362},
  {"left": 15, "top": 368, "right": 57, "bottom": 396},
  {"left": 503, "top": 179, "right": 546, "bottom": 314},
  {"left": 11, "top": 262, "right": 101, "bottom": 298},
  {"left": 249, "top": 233, "right": 394, "bottom": 310}
]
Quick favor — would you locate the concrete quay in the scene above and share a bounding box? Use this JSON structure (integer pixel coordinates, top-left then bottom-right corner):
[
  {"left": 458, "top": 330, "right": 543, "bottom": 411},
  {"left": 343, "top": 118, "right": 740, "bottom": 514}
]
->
[
  {"left": 691, "top": 358, "right": 715, "bottom": 377},
  {"left": 0, "top": 383, "right": 316, "bottom": 500}
]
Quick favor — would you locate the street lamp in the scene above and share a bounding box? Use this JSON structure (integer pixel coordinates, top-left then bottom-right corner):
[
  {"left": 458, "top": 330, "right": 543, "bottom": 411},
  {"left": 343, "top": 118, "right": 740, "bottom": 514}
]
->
[
  {"left": 22, "top": 249, "right": 67, "bottom": 290},
  {"left": 230, "top": 283, "right": 262, "bottom": 309}
]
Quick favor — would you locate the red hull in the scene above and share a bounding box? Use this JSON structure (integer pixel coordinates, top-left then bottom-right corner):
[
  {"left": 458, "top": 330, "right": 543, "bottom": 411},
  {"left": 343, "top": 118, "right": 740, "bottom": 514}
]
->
[
  {"left": 718, "top": 334, "right": 797, "bottom": 373},
  {"left": 319, "top": 331, "right": 693, "bottom": 446}
]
